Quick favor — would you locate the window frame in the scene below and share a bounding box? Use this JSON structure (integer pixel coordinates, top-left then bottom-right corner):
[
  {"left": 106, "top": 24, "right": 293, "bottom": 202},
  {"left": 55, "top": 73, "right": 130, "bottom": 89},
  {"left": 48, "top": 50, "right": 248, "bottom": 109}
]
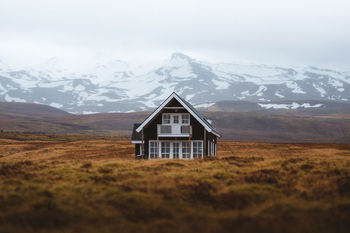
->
[
  {"left": 173, "top": 115, "right": 179, "bottom": 124},
  {"left": 149, "top": 141, "right": 158, "bottom": 159},
  {"left": 162, "top": 114, "right": 171, "bottom": 125},
  {"left": 161, "top": 141, "right": 170, "bottom": 158},
  {"left": 182, "top": 141, "right": 190, "bottom": 159},
  {"left": 173, "top": 142, "right": 180, "bottom": 159},
  {"left": 192, "top": 141, "right": 203, "bottom": 159},
  {"left": 181, "top": 114, "right": 190, "bottom": 125}
]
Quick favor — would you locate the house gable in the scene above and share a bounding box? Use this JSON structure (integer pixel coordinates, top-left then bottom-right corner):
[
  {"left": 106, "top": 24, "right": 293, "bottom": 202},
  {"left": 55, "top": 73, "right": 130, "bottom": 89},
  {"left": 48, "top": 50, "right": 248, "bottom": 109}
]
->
[
  {"left": 143, "top": 103, "right": 204, "bottom": 141},
  {"left": 136, "top": 92, "right": 221, "bottom": 137},
  {"left": 131, "top": 123, "right": 142, "bottom": 143},
  {"left": 166, "top": 98, "right": 183, "bottom": 107}
]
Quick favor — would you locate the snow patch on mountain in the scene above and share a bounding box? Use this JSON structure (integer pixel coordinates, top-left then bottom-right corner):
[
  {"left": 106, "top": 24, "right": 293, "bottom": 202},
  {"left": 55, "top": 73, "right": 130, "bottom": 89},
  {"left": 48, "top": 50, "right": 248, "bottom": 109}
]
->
[
  {"left": 275, "top": 92, "right": 284, "bottom": 98},
  {"left": 50, "top": 102, "right": 63, "bottom": 108},
  {"left": 313, "top": 83, "right": 327, "bottom": 97},
  {"left": 286, "top": 81, "right": 306, "bottom": 94},
  {"left": 212, "top": 79, "right": 230, "bottom": 89},
  {"left": 328, "top": 78, "right": 343, "bottom": 88},
  {"left": 0, "top": 84, "right": 6, "bottom": 93},
  {"left": 195, "top": 103, "right": 215, "bottom": 108},
  {"left": 5, "top": 94, "right": 26, "bottom": 102},
  {"left": 259, "top": 102, "right": 323, "bottom": 110}
]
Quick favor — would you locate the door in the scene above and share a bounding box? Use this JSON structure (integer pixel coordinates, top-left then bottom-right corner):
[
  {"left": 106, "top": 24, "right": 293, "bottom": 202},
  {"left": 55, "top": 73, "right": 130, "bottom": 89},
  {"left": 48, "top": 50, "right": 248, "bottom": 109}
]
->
[
  {"left": 173, "top": 142, "right": 179, "bottom": 159},
  {"left": 161, "top": 142, "right": 170, "bottom": 158},
  {"left": 182, "top": 141, "right": 190, "bottom": 159}
]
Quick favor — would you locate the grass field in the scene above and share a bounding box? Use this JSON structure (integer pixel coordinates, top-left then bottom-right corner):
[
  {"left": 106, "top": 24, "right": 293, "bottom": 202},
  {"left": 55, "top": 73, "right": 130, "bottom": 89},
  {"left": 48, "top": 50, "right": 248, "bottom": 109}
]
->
[{"left": 0, "top": 133, "right": 350, "bottom": 233}]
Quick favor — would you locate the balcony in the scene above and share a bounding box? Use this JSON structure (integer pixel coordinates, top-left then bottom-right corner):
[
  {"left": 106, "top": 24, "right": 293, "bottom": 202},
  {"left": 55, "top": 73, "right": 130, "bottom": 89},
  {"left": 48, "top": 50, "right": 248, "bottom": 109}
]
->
[{"left": 157, "top": 124, "right": 192, "bottom": 137}]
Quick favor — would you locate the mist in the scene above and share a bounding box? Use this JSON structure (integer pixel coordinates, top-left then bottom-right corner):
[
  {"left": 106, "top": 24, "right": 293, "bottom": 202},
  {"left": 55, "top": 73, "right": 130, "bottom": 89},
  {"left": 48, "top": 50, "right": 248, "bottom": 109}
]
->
[{"left": 0, "top": 0, "right": 349, "bottom": 70}]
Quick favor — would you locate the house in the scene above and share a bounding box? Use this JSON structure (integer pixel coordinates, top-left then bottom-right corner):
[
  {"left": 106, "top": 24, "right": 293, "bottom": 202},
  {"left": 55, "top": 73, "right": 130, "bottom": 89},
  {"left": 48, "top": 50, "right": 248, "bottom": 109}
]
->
[{"left": 131, "top": 92, "right": 221, "bottom": 159}]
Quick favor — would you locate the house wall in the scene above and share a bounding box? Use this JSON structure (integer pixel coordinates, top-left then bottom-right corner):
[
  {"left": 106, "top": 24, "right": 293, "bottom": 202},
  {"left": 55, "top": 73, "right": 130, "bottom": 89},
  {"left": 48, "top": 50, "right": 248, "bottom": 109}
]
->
[
  {"left": 206, "top": 132, "right": 217, "bottom": 156},
  {"left": 141, "top": 98, "right": 217, "bottom": 159},
  {"left": 135, "top": 143, "right": 141, "bottom": 157}
]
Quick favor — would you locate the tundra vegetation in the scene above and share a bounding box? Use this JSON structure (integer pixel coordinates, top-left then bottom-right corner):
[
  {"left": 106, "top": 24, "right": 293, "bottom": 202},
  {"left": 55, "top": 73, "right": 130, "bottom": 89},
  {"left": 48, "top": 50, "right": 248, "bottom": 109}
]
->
[{"left": 0, "top": 132, "right": 349, "bottom": 233}]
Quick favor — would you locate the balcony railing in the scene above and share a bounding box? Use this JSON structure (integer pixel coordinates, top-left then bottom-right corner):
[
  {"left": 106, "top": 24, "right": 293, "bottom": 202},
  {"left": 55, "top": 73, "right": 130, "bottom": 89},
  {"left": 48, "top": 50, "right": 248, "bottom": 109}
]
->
[{"left": 157, "top": 124, "right": 192, "bottom": 136}]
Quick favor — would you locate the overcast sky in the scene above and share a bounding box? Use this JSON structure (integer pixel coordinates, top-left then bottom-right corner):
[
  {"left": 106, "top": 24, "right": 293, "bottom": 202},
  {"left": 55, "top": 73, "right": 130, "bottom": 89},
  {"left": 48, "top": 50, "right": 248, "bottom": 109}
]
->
[{"left": 0, "top": 0, "right": 349, "bottom": 70}]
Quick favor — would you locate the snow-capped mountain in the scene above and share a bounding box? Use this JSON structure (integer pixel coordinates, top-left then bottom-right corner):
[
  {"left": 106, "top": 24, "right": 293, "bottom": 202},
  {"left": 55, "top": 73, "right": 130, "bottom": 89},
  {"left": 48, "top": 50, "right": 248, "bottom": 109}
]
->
[{"left": 0, "top": 53, "right": 349, "bottom": 113}]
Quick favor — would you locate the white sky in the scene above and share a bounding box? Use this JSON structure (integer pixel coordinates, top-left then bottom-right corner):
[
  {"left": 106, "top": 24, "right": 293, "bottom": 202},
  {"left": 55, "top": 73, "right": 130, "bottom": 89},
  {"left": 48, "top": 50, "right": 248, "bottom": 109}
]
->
[{"left": 0, "top": 0, "right": 349, "bottom": 70}]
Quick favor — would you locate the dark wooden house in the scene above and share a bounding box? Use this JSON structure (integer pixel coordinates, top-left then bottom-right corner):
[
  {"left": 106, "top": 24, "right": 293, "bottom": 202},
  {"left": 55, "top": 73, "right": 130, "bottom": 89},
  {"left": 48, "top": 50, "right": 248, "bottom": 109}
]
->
[{"left": 131, "top": 92, "right": 221, "bottom": 159}]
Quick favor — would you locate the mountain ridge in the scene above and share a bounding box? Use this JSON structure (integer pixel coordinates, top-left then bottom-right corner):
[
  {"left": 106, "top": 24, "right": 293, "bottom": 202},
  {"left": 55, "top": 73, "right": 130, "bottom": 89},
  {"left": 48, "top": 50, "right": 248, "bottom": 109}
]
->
[{"left": 1, "top": 53, "right": 350, "bottom": 113}]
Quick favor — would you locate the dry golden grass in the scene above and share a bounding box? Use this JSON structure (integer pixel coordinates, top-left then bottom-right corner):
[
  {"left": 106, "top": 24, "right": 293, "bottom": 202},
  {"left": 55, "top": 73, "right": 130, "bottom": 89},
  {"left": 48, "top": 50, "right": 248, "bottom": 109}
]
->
[{"left": 0, "top": 133, "right": 350, "bottom": 233}]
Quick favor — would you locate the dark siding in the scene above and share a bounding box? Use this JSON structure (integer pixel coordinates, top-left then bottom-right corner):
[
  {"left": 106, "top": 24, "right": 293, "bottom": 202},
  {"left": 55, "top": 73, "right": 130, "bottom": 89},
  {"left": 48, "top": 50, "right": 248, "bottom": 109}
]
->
[
  {"left": 206, "top": 132, "right": 217, "bottom": 156},
  {"left": 140, "top": 97, "right": 218, "bottom": 158},
  {"left": 131, "top": 123, "right": 141, "bottom": 141},
  {"left": 190, "top": 114, "right": 204, "bottom": 140},
  {"left": 135, "top": 144, "right": 140, "bottom": 157},
  {"left": 167, "top": 98, "right": 183, "bottom": 107}
]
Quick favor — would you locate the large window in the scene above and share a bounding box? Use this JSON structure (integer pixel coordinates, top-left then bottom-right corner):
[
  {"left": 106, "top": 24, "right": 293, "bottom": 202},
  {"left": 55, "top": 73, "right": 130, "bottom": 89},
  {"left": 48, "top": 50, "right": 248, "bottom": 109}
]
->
[
  {"left": 181, "top": 114, "right": 189, "bottom": 124},
  {"left": 162, "top": 114, "right": 171, "bottom": 124},
  {"left": 161, "top": 142, "right": 170, "bottom": 158},
  {"left": 182, "top": 142, "right": 189, "bottom": 158},
  {"left": 149, "top": 141, "right": 206, "bottom": 159},
  {"left": 193, "top": 141, "right": 203, "bottom": 159},
  {"left": 149, "top": 141, "right": 158, "bottom": 159},
  {"left": 173, "top": 142, "right": 179, "bottom": 159}
]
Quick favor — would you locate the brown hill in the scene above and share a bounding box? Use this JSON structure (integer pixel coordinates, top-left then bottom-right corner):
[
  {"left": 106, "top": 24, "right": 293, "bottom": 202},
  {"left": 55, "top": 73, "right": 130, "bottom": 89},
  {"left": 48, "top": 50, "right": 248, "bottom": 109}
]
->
[
  {"left": 204, "top": 112, "right": 350, "bottom": 143},
  {"left": 0, "top": 102, "right": 70, "bottom": 117},
  {"left": 0, "top": 102, "right": 350, "bottom": 143}
]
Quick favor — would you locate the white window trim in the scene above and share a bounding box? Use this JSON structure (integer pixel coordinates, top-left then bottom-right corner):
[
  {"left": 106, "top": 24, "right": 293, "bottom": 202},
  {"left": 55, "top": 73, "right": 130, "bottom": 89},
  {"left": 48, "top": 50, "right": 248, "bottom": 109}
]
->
[
  {"left": 173, "top": 142, "right": 180, "bottom": 159},
  {"left": 214, "top": 143, "right": 217, "bottom": 156},
  {"left": 181, "top": 114, "right": 190, "bottom": 125},
  {"left": 182, "top": 141, "right": 190, "bottom": 159},
  {"left": 208, "top": 141, "right": 210, "bottom": 156},
  {"left": 131, "top": 140, "right": 142, "bottom": 144},
  {"left": 192, "top": 141, "right": 203, "bottom": 159},
  {"left": 148, "top": 140, "right": 203, "bottom": 160},
  {"left": 173, "top": 115, "right": 180, "bottom": 124},
  {"left": 149, "top": 141, "right": 158, "bottom": 159},
  {"left": 161, "top": 141, "right": 171, "bottom": 159},
  {"left": 162, "top": 114, "right": 171, "bottom": 125},
  {"left": 211, "top": 141, "right": 215, "bottom": 156},
  {"left": 162, "top": 113, "right": 190, "bottom": 125}
]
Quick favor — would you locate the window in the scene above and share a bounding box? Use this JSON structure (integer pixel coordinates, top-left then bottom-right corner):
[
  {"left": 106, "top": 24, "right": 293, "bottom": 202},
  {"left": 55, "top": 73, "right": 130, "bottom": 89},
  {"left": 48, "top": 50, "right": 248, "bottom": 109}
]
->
[
  {"left": 149, "top": 141, "right": 158, "bottom": 159},
  {"left": 173, "top": 115, "right": 179, "bottom": 124},
  {"left": 193, "top": 141, "right": 203, "bottom": 159},
  {"left": 161, "top": 142, "right": 170, "bottom": 158},
  {"left": 182, "top": 142, "right": 189, "bottom": 158},
  {"left": 163, "top": 114, "right": 171, "bottom": 124},
  {"left": 173, "top": 142, "right": 179, "bottom": 159},
  {"left": 160, "top": 125, "right": 171, "bottom": 134},
  {"left": 181, "top": 125, "right": 190, "bottom": 134},
  {"left": 208, "top": 141, "right": 210, "bottom": 156},
  {"left": 181, "top": 114, "right": 189, "bottom": 124}
]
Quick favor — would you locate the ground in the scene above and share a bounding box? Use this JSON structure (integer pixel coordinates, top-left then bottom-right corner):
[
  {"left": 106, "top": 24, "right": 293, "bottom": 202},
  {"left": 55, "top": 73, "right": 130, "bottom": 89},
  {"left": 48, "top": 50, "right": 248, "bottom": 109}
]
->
[{"left": 0, "top": 133, "right": 350, "bottom": 233}]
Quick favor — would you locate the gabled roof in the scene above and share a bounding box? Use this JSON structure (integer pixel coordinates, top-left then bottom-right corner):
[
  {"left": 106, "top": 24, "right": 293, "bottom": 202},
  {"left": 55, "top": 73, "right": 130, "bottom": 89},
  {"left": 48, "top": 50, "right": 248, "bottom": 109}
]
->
[
  {"left": 131, "top": 123, "right": 142, "bottom": 143},
  {"left": 136, "top": 92, "right": 221, "bottom": 137},
  {"left": 177, "top": 95, "right": 221, "bottom": 137}
]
